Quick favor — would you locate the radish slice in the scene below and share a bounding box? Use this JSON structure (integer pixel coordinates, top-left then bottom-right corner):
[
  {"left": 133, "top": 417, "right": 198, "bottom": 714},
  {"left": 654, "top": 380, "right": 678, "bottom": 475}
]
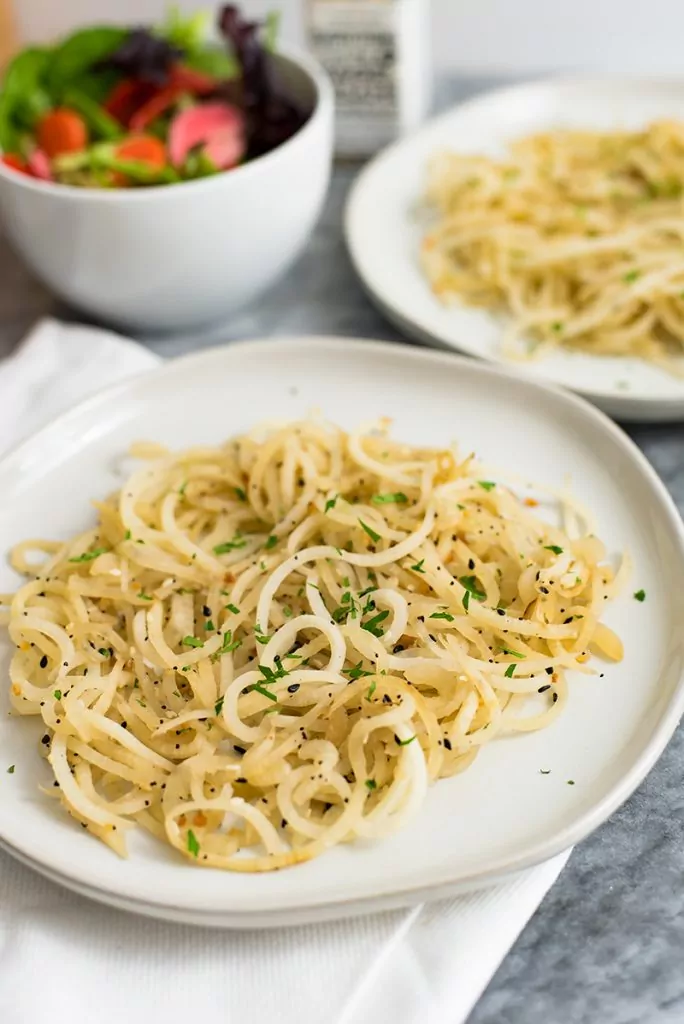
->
[
  {"left": 203, "top": 126, "right": 245, "bottom": 170},
  {"left": 27, "top": 149, "right": 53, "bottom": 181},
  {"left": 169, "top": 103, "right": 245, "bottom": 170}
]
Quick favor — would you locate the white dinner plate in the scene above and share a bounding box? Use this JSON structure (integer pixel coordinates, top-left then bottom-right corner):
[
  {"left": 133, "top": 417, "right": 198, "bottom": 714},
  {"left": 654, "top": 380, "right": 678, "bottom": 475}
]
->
[
  {"left": 0, "top": 337, "right": 683, "bottom": 928},
  {"left": 345, "top": 76, "right": 684, "bottom": 422}
]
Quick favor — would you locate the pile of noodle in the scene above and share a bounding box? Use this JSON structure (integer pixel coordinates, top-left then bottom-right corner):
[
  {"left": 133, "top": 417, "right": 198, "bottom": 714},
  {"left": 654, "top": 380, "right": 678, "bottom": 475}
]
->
[
  {"left": 2, "top": 417, "right": 624, "bottom": 871},
  {"left": 421, "top": 120, "right": 684, "bottom": 372}
]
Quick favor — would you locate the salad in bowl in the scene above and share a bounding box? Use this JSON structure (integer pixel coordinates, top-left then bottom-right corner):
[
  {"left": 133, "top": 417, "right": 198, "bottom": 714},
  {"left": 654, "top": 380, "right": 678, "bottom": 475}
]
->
[
  {"left": 0, "top": 5, "right": 310, "bottom": 189},
  {"left": 0, "top": 4, "right": 332, "bottom": 329}
]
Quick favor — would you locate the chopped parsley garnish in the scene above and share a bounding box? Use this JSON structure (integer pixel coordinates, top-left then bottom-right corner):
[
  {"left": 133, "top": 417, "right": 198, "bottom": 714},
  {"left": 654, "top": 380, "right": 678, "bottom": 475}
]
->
[
  {"left": 325, "top": 494, "right": 339, "bottom": 513},
  {"left": 459, "top": 576, "right": 486, "bottom": 601},
  {"left": 53, "top": 689, "right": 62, "bottom": 700},
  {"left": 213, "top": 536, "right": 246, "bottom": 555},
  {"left": 365, "top": 779, "right": 377, "bottom": 791},
  {"left": 366, "top": 680, "right": 377, "bottom": 700},
  {"left": 361, "top": 609, "right": 389, "bottom": 637},
  {"left": 205, "top": 620, "right": 215, "bottom": 632},
  {"left": 567, "top": 779, "right": 575, "bottom": 785},
  {"left": 211, "top": 631, "right": 241, "bottom": 661},
  {"left": 182, "top": 636, "right": 204, "bottom": 648},
  {"left": 462, "top": 591, "right": 470, "bottom": 611},
  {"left": 225, "top": 603, "right": 240, "bottom": 615},
  {"left": 372, "top": 492, "right": 408, "bottom": 505},
  {"left": 634, "top": 589, "right": 646, "bottom": 602},
  {"left": 258, "top": 662, "right": 288, "bottom": 682},
  {"left": 264, "top": 535, "right": 278, "bottom": 550},
  {"left": 254, "top": 626, "right": 271, "bottom": 646},
  {"left": 623, "top": 270, "right": 640, "bottom": 283},
  {"left": 430, "top": 610, "right": 455, "bottom": 621},
  {"left": 214, "top": 696, "right": 224, "bottom": 716},
  {"left": 544, "top": 545, "right": 564, "bottom": 555},
  {"left": 410, "top": 559, "right": 426, "bottom": 573},
  {"left": 332, "top": 602, "right": 350, "bottom": 623},
  {"left": 69, "top": 547, "right": 108, "bottom": 563},
  {"left": 282, "top": 605, "right": 293, "bottom": 618},
  {"left": 358, "top": 519, "right": 381, "bottom": 544},
  {"left": 358, "top": 585, "right": 377, "bottom": 598},
  {"left": 345, "top": 662, "right": 373, "bottom": 680},
  {"left": 187, "top": 829, "right": 200, "bottom": 857},
  {"left": 98, "top": 647, "right": 111, "bottom": 657},
  {"left": 250, "top": 682, "right": 278, "bottom": 702},
  {"left": 124, "top": 530, "right": 132, "bottom": 540},
  {"left": 342, "top": 576, "right": 350, "bottom": 588},
  {"left": 501, "top": 647, "right": 525, "bottom": 658},
  {"left": 178, "top": 481, "right": 187, "bottom": 496},
  {"left": 395, "top": 735, "right": 416, "bottom": 746},
  {"left": 477, "top": 481, "right": 496, "bottom": 492},
  {"left": 137, "top": 592, "right": 153, "bottom": 601},
  {"left": 504, "top": 664, "right": 516, "bottom": 678},
  {"left": 235, "top": 487, "right": 247, "bottom": 502},
  {"left": 551, "top": 321, "right": 564, "bottom": 333},
  {"left": 7, "top": 765, "right": 15, "bottom": 774}
]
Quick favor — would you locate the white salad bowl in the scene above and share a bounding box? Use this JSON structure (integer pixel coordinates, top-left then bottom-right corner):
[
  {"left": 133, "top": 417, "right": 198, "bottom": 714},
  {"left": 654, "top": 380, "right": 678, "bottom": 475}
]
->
[{"left": 0, "top": 50, "right": 333, "bottom": 332}]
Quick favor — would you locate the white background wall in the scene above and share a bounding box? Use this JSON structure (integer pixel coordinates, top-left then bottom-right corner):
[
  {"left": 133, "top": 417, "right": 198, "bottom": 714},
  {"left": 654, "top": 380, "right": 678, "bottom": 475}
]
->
[{"left": 14, "top": 0, "right": 684, "bottom": 77}]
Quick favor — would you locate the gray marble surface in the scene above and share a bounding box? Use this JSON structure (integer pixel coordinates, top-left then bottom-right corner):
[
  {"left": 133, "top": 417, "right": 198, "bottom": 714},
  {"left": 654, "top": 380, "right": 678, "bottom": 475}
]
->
[{"left": 2, "top": 78, "right": 684, "bottom": 1024}]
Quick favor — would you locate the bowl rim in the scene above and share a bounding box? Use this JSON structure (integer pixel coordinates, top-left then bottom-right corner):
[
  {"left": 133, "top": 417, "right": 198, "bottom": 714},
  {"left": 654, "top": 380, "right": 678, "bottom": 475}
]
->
[{"left": 0, "top": 46, "right": 333, "bottom": 203}]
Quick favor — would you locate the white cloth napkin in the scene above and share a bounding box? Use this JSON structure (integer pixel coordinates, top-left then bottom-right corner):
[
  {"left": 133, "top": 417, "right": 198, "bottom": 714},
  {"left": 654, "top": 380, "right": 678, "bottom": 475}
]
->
[{"left": 0, "top": 319, "right": 571, "bottom": 1024}]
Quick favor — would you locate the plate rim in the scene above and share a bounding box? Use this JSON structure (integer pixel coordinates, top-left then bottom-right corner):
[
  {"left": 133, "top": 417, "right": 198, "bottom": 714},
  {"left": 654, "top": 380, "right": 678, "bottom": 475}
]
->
[
  {"left": 344, "top": 73, "right": 684, "bottom": 421},
  {"left": 1, "top": 333, "right": 684, "bottom": 925}
]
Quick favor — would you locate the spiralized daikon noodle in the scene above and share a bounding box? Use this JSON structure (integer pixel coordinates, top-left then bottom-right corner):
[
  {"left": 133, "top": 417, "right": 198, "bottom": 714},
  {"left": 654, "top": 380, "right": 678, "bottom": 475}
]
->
[
  {"left": 421, "top": 120, "right": 684, "bottom": 372},
  {"left": 2, "top": 417, "right": 624, "bottom": 871}
]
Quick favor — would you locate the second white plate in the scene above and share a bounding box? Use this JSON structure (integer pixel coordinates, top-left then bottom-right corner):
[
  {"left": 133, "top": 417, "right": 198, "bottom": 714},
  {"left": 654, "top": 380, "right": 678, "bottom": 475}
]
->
[
  {"left": 0, "top": 337, "right": 683, "bottom": 927},
  {"left": 346, "top": 76, "right": 684, "bottom": 422}
]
